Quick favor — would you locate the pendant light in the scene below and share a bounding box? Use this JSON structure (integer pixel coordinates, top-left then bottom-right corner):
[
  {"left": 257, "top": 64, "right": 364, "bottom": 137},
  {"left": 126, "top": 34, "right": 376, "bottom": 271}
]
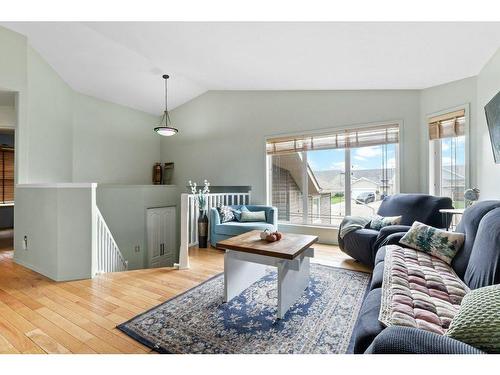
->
[{"left": 154, "top": 74, "right": 178, "bottom": 136}]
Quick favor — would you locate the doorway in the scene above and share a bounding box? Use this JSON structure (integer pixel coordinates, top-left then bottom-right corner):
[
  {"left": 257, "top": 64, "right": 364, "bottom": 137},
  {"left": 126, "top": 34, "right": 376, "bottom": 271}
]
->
[{"left": 0, "top": 91, "right": 16, "bottom": 252}]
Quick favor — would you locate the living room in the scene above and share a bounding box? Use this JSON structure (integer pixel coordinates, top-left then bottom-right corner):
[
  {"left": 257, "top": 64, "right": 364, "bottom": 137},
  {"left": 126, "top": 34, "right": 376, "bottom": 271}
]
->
[{"left": 1, "top": 0, "right": 500, "bottom": 372}]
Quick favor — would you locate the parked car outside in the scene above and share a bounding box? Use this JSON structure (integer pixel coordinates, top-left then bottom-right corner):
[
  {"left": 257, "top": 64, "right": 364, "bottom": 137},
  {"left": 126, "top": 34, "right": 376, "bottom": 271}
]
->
[{"left": 355, "top": 192, "right": 375, "bottom": 204}]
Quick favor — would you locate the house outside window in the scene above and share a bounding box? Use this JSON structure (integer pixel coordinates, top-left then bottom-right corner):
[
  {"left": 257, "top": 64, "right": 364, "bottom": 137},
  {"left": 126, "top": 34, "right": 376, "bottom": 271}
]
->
[{"left": 267, "top": 123, "right": 400, "bottom": 227}]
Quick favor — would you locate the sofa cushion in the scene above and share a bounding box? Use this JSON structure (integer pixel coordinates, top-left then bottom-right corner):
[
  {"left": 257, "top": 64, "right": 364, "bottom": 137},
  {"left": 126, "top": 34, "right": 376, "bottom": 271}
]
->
[
  {"left": 374, "top": 247, "right": 386, "bottom": 265},
  {"left": 352, "top": 288, "right": 385, "bottom": 354},
  {"left": 453, "top": 200, "right": 500, "bottom": 279},
  {"left": 445, "top": 284, "right": 500, "bottom": 353},
  {"left": 370, "top": 261, "right": 385, "bottom": 290},
  {"left": 463, "top": 207, "right": 500, "bottom": 289},
  {"left": 341, "top": 229, "right": 379, "bottom": 266},
  {"left": 379, "top": 245, "right": 469, "bottom": 335},
  {"left": 214, "top": 221, "right": 274, "bottom": 236},
  {"left": 377, "top": 194, "right": 453, "bottom": 228},
  {"left": 399, "top": 222, "right": 465, "bottom": 264}
]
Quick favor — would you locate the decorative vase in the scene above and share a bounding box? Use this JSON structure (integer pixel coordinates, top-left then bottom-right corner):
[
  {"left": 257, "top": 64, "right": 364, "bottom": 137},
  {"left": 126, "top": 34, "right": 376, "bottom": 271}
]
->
[
  {"left": 197, "top": 210, "right": 209, "bottom": 248},
  {"left": 153, "top": 163, "right": 162, "bottom": 185}
]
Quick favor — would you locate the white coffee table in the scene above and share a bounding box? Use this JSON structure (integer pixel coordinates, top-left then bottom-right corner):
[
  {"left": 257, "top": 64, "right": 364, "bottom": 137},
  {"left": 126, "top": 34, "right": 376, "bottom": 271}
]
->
[{"left": 217, "top": 230, "right": 318, "bottom": 319}]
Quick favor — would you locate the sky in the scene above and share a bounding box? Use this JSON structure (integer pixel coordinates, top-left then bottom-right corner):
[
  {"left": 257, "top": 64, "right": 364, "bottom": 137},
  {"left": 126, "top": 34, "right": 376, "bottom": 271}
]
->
[
  {"left": 441, "top": 136, "right": 465, "bottom": 167},
  {"left": 307, "top": 137, "right": 465, "bottom": 172},
  {"left": 307, "top": 144, "right": 397, "bottom": 171}
]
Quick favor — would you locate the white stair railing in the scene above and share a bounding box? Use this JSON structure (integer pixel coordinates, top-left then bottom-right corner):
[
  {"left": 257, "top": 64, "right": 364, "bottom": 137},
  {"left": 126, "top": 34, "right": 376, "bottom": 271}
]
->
[
  {"left": 96, "top": 207, "right": 128, "bottom": 273},
  {"left": 176, "top": 192, "right": 251, "bottom": 269}
]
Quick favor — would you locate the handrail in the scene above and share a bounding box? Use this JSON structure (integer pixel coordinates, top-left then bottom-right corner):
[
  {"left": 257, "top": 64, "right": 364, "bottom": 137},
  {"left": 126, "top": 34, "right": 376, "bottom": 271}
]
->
[{"left": 96, "top": 207, "right": 128, "bottom": 273}]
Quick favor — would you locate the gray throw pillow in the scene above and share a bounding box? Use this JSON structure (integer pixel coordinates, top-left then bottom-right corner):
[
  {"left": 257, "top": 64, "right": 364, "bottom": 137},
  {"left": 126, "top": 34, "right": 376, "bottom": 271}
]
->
[
  {"left": 240, "top": 210, "right": 266, "bottom": 222},
  {"left": 399, "top": 221, "right": 465, "bottom": 264},
  {"left": 233, "top": 206, "right": 249, "bottom": 222}
]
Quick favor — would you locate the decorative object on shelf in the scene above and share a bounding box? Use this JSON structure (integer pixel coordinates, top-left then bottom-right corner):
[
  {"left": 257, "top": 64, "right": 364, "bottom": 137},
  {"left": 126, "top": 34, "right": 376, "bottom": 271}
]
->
[
  {"left": 189, "top": 180, "right": 211, "bottom": 248},
  {"left": 154, "top": 74, "right": 178, "bottom": 137},
  {"left": 153, "top": 163, "right": 162, "bottom": 185},
  {"left": 260, "top": 229, "right": 283, "bottom": 242},
  {"left": 163, "top": 162, "right": 174, "bottom": 184},
  {"left": 464, "top": 188, "right": 480, "bottom": 207}
]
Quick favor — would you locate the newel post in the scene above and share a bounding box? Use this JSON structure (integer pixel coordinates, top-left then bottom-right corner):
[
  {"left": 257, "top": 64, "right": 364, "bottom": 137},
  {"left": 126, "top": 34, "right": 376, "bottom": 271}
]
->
[{"left": 176, "top": 193, "right": 190, "bottom": 269}]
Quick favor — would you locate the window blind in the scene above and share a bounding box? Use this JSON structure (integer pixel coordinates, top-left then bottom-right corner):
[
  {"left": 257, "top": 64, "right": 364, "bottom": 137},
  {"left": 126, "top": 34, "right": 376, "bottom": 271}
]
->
[
  {"left": 266, "top": 123, "right": 399, "bottom": 155},
  {"left": 428, "top": 109, "right": 465, "bottom": 140},
  {"left": 0, "top": 146, "right": 14, "bottom": 203}
]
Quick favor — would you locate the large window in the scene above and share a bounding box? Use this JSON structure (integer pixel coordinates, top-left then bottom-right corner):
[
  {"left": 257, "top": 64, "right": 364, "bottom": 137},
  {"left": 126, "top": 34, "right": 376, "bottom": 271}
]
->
[
  {"left": 267, "top": 123, "right": 399, "bottom": 226},
  {"left": 428, "top": 109, "right": 467, "bottom": 208}
]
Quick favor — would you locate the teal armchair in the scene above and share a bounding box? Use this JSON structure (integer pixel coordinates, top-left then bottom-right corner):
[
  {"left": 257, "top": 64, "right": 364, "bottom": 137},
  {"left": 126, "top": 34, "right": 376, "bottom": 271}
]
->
[{"left": 210, "top": 205, "right": 277, "bottom": 247}]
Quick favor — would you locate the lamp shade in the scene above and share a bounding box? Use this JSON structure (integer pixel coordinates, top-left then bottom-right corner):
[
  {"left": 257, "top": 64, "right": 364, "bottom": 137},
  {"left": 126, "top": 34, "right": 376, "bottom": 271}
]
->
[{"left": 154, "top": 126, "right": 178, "bottom": 136}]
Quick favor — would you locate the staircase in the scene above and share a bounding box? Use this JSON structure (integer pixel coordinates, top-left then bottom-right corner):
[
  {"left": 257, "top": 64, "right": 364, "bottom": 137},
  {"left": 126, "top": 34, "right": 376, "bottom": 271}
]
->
[{"left": 96, "top": 207, "right": 128, "bottom": 273}]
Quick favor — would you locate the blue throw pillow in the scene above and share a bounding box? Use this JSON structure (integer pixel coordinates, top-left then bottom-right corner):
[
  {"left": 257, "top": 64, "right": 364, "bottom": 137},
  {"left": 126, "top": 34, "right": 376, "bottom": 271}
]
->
[{"left": 233, "top": 205, "right": 249, "bottom": 222}]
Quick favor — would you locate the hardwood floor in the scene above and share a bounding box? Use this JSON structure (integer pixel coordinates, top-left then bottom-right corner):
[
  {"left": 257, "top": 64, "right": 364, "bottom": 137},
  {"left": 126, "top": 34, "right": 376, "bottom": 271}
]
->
[{"left": 0, "top": 239, "right": 370, "bottom": 354}]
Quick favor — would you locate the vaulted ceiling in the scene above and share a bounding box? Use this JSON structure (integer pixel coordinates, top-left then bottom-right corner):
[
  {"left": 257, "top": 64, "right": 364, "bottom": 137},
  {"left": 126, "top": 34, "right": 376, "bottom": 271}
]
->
[{"left": 3, "top": 22, "right": 500, "bottom": 115}]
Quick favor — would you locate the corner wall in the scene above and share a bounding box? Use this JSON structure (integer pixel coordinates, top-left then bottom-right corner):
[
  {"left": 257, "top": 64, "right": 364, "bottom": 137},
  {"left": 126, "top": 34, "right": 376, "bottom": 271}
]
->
[
  {"left": 72, "top": 93, "right": 160, "bottom": 184},
  {"left": 419, "top": 77, "right": 477, "bottom": 193},
  {"left": 26, "top": 46, "right": 74, "bottom": 182},
  {"left": 0, "top": 26, "right": 162, "bottom": 186},
  {"left": 477, "top": 49, "right": 500, "bottom": 199},
  {"left": 14, "top": 184, "right": 96, "bottom": 281}
]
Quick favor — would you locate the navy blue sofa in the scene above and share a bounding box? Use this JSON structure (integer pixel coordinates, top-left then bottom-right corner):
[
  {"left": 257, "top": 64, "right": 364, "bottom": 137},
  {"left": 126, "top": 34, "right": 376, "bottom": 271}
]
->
[
  {"left": 339, "top": 194, "right": 453, "bottom": 267},
  {"left": 353, "top": 200, "right": 500, "bottom": 354}
]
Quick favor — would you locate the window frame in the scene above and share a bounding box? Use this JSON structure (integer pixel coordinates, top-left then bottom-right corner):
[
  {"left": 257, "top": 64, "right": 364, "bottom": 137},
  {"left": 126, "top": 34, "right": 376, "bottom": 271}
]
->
[
  {"left": 265, "top": 120, "right": 403, "bottom": 228},
  {"left": 428, "top": 104, "right": 470, "bottom": 199}
]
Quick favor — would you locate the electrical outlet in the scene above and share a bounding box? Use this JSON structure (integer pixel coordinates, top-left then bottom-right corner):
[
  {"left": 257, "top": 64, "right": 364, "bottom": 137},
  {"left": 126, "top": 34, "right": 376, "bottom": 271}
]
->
[
  {"left": 23, "top": 235, "right": 28, "bottom": 250},
  {"left": 134, "top": 245, "right": 141, "bottom": 253}
]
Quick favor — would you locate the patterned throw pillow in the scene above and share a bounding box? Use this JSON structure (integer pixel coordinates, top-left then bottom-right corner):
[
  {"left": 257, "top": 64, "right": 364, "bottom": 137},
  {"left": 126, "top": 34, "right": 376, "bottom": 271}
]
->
[
  {"left": 217, "top": 205, "right": 235, "bottom": 223},
  {"left": 240, "top": 210, "right": 266, "bottom": 222},
  {"left": 369, "top": 215, "right": 402, "bottom": 231},
  {"left": 399, "top": 221, "right": 465, "bottom": 264},
  {"left": 446, "top": 284, "right": 500, "bottom": 353}
]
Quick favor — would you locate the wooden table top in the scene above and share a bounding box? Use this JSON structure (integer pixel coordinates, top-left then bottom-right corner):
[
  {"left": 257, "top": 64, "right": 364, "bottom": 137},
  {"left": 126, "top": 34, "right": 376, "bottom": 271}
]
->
[{"left": 216, "top": 230, "right": 318, "bottom": 260}]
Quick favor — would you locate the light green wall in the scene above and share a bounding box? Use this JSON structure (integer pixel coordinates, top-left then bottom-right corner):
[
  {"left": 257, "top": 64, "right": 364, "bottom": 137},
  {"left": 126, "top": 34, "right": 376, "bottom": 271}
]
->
[
  {"left": 161, "top": 90, "right": 423, "bottom": 207},
  {"left": 0, "top": 26, "right": 161, "bottom": 185},
  {"left": 96, "top": 185, "right": 178, "bottom": 269},
  {"left": 419, "top": 77, "right": 477, "bottom": 193},
  {"left": 0, "top": 26, "right": 28, "bottom": 183},
  {"left": 0, "top": 105, "right": 16, "bottom": 126},
  {"left": 72, "top": 93, "right": 160, "bottom": 184},
  {"left": 160, "top": 90, "right": 424, "bottom": 244},
  {"left": 477, "top": 49, "right": 500, "bottom": 200},
  {"left": 14, "top": 185, "right": 96, "bottom": 281},
  {"left": 27, "top": 47, "right": 74, "bottom": 182},
  {"left": 0, "top": 26, "right": 165, "bottom": 275}
]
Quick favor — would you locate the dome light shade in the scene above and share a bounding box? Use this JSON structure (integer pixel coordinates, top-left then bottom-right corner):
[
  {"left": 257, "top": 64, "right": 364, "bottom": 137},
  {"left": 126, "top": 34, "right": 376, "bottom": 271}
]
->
[
  {"left": 154, "top": 74, "right": 178, "bottom": 136},
  {"left": 154, "top": 124, "right": 178, "bottom": 136}
]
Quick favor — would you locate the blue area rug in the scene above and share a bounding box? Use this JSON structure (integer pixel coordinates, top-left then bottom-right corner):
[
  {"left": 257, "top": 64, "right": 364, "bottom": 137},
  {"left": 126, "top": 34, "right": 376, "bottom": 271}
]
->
[{"left": 117, "top": 263, "right": 370, "bottom": 354}]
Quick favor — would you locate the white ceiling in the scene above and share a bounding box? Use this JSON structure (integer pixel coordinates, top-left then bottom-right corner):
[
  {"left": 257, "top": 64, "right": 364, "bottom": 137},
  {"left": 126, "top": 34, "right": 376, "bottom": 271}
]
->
[{"left": 2, "top": 22, "right": 500, "bottom": 115}]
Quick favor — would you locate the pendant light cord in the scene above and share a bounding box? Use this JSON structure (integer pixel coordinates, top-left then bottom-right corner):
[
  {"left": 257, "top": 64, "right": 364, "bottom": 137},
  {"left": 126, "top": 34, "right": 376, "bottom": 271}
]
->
[{"left": 164, "top": 75, "right": 171, "bottom": 125}]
